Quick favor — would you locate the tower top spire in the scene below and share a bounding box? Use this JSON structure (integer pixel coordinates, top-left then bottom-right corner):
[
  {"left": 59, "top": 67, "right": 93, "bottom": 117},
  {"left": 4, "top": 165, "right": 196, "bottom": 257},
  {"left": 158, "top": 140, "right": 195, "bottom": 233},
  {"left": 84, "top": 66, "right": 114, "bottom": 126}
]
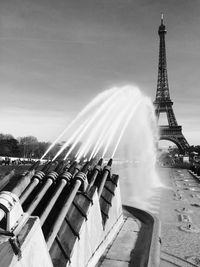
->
[
  {"left": 158, "top": 13, "right": 166, "bottom": 34},
  {"left": 155, "top": 13, "right": 170, "bottom": 102},
  {"left": 161, "top": 13, "right": 164, "bottom": 25}
]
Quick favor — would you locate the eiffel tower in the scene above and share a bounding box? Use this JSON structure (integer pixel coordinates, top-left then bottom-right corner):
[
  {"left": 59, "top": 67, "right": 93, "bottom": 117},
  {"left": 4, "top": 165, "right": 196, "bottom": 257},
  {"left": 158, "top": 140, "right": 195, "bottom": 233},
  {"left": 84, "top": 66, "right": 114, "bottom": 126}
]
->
[{"left": 154, "top": 14, "right": 189, "bottom": 154}]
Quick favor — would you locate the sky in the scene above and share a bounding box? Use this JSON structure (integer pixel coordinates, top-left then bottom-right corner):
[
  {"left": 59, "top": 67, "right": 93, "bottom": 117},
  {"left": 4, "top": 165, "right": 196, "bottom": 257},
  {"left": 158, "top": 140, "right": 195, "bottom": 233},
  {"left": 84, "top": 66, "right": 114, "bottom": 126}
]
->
[{"left": 0, "top": 0, "right": 200, "bottom": 145}]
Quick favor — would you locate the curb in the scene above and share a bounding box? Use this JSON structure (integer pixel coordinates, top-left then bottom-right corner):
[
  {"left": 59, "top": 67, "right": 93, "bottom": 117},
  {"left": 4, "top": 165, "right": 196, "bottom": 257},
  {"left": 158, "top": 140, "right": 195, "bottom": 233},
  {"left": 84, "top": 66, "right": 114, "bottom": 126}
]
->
[{"left": 123, "top": 205, "right": 161, "bottom": 267}]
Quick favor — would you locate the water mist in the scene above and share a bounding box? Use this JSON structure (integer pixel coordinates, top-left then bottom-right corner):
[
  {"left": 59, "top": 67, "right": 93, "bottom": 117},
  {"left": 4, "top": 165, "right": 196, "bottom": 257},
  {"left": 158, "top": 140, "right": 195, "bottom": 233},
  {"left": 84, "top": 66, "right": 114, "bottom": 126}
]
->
[
  {"left": 42, "top": 85, "right": 161, "bottom": 211},
  {"left": 114, "top": 93, "right": 161, "bottom": 211}
]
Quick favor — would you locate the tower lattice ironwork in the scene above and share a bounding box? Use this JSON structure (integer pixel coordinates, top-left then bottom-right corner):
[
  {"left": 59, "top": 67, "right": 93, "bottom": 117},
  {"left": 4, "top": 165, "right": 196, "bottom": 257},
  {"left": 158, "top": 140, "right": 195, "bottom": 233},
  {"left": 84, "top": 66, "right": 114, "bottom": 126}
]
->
[{"left": 154, "top": 14, "right": 189, "bottom": 153}]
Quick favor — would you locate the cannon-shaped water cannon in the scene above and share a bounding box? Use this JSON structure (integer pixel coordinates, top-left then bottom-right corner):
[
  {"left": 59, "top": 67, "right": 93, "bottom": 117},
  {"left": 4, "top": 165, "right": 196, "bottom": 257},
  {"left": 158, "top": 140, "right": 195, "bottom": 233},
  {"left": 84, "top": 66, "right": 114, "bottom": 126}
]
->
[
  {"left": 20, "top": 161, "right": 53, "bottom": 204},
  {"left": 25, "top": 161, "right": 64, "bottom": 215},
  {"left": 28, "top": 160, "right": 41, "bottom": 171},
  {"left": 67, "top": 161, "right": 77, "bottom": 174},
  {"left": 98, "top": 158, "right": 112, "bottom": 197},
  {"left": 46, "top": 161, "right": 90, "bottom": 249},
  {"left": 62, "top": 161, "right": 71, "bottom": 172},
  {"left": 54, "top": 160, "right": 65, "bottom": 174},
  {"left": 72, "top": 162, "right": 82, "bottom": 179},
  {"left": 39, "top": 161, "right": 77, "bottom": 225},
  {"left": 87, "top": 158, "right": 103, "bottom": 192}
]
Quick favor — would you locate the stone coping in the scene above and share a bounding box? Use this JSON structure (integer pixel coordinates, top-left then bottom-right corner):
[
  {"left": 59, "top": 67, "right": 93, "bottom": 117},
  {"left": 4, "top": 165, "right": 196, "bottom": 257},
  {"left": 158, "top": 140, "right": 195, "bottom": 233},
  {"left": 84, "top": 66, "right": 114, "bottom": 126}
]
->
[{"left": 123, "top": 205, "right": 161, "bottom": 267}]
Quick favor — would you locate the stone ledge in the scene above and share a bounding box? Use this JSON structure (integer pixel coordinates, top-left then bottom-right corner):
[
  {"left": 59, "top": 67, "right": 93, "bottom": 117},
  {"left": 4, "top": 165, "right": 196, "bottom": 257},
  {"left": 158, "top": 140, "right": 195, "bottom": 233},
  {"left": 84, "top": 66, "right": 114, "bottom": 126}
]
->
[{"left": 123, "top": 205, "right": 161, "bottom": 267}]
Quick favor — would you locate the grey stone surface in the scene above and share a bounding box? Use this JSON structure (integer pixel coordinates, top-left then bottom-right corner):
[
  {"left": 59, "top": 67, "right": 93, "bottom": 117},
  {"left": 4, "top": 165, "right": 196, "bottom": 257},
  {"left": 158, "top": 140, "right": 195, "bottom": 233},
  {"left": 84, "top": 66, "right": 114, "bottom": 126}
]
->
[
  {"left": 100, "top": 259, "right": 129, "bottom": 267},
  {"left": 121, "top": 217, "right": 140, "bottom": 232},
  {"left": 106, "top": 230, "right": 138, "bottom": 261},
  {"left": 98, "top": 217, "right": 139, "bottom": 266},
  {"left": 154, "top": 168, "right": 200, "bottom": 267}
]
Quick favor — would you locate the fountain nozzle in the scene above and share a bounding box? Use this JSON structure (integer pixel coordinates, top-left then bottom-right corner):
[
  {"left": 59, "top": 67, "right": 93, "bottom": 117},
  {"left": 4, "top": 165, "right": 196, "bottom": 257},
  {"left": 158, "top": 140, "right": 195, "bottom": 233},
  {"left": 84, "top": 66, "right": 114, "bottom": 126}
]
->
[
  {"left": 98, "top": 158, "right": 103, "bottom": 166},
  {"left": 81, "top": 161, "right": 90, "bottom": 174},
  {"left": 29, "top": 160, "right": 40, "bottom": 171},
  {"left": 107, "top": 158, "right": 113, "bottom": 166},
  {"left": 54, "top": 160, "right": 65, "bottom": 174}
]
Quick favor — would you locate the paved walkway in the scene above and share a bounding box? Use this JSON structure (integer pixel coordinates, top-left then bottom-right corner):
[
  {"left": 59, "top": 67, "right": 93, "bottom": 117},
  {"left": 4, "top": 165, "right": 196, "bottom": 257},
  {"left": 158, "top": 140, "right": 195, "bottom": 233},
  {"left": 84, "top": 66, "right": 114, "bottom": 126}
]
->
[
  {"left": 154, "top": 168, "right": 200, "bottom": 267},
  {"left": 97, "top": 167, "right": 200, "bottom": 267},
  {"left": 97, "top": 215, "right": 140, "bottom": 267}
]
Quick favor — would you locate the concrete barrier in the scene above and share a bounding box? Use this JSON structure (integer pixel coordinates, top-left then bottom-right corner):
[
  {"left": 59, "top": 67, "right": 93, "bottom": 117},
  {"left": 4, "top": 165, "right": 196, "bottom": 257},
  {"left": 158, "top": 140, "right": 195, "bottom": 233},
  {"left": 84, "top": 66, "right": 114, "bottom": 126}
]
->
[
  {"left": 50, "top": 175, "right": 123, "bottom": 267},
  {"left": 0, "top": 217, "right": 53, "bottom": 267}
]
